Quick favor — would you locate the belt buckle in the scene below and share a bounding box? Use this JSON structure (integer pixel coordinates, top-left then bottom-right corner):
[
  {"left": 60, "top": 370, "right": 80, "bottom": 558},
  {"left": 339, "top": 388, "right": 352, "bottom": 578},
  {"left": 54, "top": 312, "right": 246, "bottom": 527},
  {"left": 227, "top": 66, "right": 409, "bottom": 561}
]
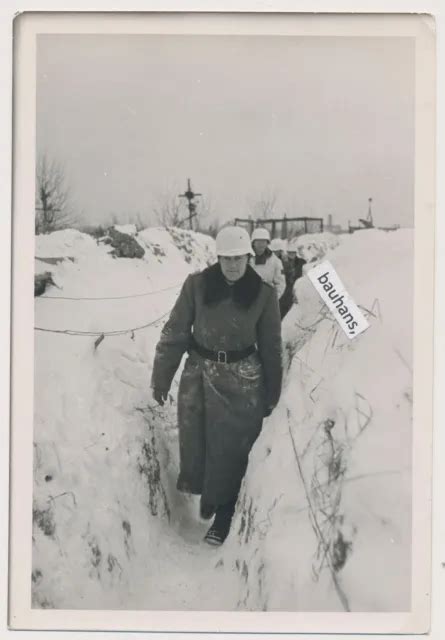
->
[{"left": 217, "top": 350, "right": 228, "bottom": 364}]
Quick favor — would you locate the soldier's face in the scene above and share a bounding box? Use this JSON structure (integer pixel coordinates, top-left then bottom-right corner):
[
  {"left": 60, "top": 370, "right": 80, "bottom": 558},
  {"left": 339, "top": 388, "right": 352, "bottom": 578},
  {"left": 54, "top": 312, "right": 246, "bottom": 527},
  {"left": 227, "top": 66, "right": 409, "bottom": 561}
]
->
[
  {"left": 287, "top": 250, "right": 297, "bottom": 259},
  {"left": 219, "top": 255, "right": 249, "bottom": 282},
  {"left": 253, "top": 240, "right": 268, "bottom": 255}
]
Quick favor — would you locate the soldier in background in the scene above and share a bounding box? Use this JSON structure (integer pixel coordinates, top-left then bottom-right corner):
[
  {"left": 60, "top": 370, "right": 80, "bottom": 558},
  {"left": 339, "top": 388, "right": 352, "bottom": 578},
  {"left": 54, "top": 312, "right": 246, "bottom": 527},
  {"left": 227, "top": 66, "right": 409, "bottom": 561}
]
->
[
  {"left": 270, "top": 238, "right": 292, "bottom": 319},
  {"left": 279, "top": 238, "right": 307, "bottom": 319},
  {"left": 269, "top": 237, "right": 287, "bottom": 261},
  {"left": 250, "top": 228, "right": 286, "bottom": 301}
]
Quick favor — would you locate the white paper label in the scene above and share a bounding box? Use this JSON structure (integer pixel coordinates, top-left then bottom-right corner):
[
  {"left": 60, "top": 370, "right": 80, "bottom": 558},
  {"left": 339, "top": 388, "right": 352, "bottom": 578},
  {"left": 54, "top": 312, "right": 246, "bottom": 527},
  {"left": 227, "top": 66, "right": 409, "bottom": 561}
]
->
[{"left": 307, "top": 260, "right": 370, "bottom": 339}]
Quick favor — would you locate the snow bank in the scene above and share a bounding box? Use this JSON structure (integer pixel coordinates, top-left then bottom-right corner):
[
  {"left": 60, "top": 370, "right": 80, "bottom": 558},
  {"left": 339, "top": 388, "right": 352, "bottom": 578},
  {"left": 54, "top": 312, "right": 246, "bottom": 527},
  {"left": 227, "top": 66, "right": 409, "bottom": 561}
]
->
[
  {"left": 35, "top": 229, "right": 97, "bottom": 259},
  {"left": 144, "top": 226, "right": 216, "bottom": 271},
  {"left": 114, "top": 224, "right": 138, "bottom": 236},
  {"left": 220, "top": 228, "right": 413, "bottom": 611},
  {"left": 33, "top": 226, "right": 219, "bottom": 609},
  {"left": 33, "top": 227, "right": 413, "bottom": 613},
  {"left": 34, "top": 227, "right": 216, "bottom": 334}
]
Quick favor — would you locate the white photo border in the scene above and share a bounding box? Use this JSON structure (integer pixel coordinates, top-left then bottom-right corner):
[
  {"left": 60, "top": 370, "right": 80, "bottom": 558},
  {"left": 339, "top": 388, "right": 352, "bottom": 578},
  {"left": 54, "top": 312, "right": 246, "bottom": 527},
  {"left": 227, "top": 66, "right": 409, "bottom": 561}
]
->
[{"left": 8, "top": 9, "right": 435, "bottom": 635}]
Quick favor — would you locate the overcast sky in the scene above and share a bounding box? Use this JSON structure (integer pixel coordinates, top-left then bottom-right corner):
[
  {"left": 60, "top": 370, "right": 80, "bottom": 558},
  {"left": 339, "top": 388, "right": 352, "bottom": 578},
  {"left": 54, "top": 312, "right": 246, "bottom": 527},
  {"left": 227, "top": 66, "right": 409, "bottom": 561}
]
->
[{"left": 36, "top": 34, "right": 415, "bottom": 229}]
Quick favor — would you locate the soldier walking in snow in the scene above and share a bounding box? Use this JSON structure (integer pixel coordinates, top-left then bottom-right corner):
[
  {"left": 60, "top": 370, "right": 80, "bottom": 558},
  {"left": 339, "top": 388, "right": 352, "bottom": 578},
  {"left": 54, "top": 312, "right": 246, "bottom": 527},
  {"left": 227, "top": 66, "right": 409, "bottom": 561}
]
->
[
  {"left": 250, "top": 228, "right": 286, "bottom": 302},
  {"left": 269, "top": 237, "right": 287, "bottom": 261},
  {"left": 151, "top": 226, "right": 283, "bottom": 546},
  {"left": 269, "top": 238, "right": 292, "bottom": 318},
  {"left": 279, "top": 238, "right": 307, "bottom": 319}
]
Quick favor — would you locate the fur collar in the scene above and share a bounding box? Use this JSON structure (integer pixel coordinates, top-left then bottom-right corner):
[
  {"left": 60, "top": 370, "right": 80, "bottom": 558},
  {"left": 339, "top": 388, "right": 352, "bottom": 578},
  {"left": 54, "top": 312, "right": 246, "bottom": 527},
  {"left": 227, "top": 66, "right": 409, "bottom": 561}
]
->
[{"left": 203, "top": 263, "right": 262, "bottom": 308}]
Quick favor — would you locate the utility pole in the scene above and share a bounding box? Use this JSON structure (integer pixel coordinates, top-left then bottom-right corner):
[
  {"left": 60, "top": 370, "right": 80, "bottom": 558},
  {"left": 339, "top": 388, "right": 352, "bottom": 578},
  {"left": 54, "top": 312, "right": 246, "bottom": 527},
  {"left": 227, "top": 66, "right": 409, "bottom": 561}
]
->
[
  {"left": 282, "top": 213, "right": 288, "bottom": 239},
  {"left": 179, "top": 178, "right": 201, "bottom": 230},
  {"left": 367, "top": 197, "right": 373, "bottom": 226}
]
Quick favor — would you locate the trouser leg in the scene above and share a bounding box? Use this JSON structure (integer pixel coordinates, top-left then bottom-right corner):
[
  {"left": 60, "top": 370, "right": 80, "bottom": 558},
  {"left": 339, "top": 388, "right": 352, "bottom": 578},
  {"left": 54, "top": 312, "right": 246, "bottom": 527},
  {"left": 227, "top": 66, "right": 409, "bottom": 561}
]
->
[
  {"left": 201, "top": 360, "right": 264, "bottom": 506},
  {"left": 215, "top": 497, "right": 237, "bottom": 523}
]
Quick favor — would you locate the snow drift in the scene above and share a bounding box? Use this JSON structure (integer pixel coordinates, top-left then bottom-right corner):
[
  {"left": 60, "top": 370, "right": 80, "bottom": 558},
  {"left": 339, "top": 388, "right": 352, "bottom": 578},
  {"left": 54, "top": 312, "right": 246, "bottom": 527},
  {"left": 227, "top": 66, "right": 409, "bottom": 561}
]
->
[{"left": 32, "top": 226, "right": 413, "bottom": 612}]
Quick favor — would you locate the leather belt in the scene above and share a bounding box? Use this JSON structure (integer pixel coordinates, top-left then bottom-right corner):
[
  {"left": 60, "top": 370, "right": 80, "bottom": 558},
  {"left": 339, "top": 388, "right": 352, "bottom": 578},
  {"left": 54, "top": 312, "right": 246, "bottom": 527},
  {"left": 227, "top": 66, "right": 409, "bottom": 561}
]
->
[{"left": 189, "top": 336, "right": 256, "bottom": 364}]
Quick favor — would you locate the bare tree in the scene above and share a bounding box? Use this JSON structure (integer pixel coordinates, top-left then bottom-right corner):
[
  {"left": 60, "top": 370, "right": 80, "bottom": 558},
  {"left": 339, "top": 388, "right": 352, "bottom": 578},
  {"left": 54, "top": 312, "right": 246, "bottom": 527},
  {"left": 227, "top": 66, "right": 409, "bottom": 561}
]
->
[
  {"left": 247, "top": 188, "right": 279, "bottom": 220},
  {"left": 194, "top": 194, "right": 212, "bottom": 228},
  {"left": 153, "top": 189, "right": 185, "bottom": 228},
  {"left": 195, "top": 195, "right": 221, "bottom": 237},
  {"left": 35, "top": 154, "right": 76, "bottom": 234},
  {"left": 133, "top": 211, "right": 150, "bottom": 232},
  {"left": 108, "top": 212, "right": 120, "bottom": 227},
  {"left": 197, "top": 218, "right": 221, "bottom": 239}
]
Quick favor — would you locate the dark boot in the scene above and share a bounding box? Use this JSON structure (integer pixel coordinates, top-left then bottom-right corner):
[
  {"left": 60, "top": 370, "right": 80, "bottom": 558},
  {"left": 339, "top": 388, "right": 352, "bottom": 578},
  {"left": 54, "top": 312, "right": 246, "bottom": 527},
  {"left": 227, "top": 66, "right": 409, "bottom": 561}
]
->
[
  {"left": 203, "top": 499, "right": 237, "bottom": 546},
  {"left": 199, "top": 497, "right": 216, "bottom": 520}
]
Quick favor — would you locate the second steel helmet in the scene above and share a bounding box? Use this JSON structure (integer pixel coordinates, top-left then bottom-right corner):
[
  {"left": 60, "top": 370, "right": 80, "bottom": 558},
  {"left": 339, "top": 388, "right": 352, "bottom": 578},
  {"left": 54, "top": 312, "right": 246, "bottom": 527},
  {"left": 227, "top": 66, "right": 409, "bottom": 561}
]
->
[{"left": 251, "top": 227, "right": 271, "bottom": 243}]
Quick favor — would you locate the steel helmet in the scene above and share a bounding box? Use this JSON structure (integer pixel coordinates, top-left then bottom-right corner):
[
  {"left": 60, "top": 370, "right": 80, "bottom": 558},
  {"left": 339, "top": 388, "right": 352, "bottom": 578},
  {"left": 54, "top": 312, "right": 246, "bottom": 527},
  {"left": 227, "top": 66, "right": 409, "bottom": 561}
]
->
[
  {"left": 270, "top": 238, "right": 286, "bottom": 252},
  {"left": 216, "top": 226, "right": 254, "bottom": 257},
  {"left": 251, "top": 227, "right": 271, "bottom": 243}
]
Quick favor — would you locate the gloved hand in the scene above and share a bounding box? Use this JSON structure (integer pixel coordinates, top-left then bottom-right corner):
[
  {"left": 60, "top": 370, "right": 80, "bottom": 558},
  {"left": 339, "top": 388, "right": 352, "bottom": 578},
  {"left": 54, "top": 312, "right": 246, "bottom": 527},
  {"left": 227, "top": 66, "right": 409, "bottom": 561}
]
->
[{"left": 152, "top": 387, "right": 169, "bottom": 406}]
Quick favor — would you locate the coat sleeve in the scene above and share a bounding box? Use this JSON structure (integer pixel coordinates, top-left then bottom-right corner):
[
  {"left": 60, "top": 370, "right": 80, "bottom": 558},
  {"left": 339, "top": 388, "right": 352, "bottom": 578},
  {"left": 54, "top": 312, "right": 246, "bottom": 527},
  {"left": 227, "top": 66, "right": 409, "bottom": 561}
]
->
[
  {"left": 256, "top": 287, "right": 283, "bottom": 409},
  {"left": 150, "top": 275, "right": 195, "bottom": 391}
]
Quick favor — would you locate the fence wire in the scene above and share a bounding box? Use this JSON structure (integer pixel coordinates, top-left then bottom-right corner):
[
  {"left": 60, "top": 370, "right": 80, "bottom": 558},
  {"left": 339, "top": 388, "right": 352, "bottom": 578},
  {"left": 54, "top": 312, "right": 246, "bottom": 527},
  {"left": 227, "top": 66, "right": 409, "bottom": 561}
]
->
[
  {"left": 38, "top": 282, "right": 182, "bottom": 301},
  {"left": 34, "top": 308, "right": 172, "bottom": 338}
]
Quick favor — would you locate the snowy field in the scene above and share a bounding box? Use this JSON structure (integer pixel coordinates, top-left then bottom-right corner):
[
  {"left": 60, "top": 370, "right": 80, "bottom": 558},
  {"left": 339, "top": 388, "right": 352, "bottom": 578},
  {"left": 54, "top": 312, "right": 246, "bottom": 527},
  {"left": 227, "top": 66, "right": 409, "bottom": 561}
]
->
[{"left": 32, "top": 226, "right": 413, "bottom": 612}]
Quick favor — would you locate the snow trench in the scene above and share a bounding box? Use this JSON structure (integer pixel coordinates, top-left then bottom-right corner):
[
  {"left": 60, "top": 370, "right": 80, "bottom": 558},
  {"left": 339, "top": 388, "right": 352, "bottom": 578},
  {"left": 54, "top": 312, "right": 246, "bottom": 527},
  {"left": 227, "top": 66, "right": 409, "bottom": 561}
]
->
[{"left": 32, "top": 226, "right": 413, "bottom": 612}]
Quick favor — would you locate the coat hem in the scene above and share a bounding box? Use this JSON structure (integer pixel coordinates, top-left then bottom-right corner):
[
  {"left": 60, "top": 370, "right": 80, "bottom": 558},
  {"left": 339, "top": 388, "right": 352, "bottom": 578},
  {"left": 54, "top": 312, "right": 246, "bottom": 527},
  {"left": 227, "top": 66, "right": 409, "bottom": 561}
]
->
[{"left": 176, "top": 477, "right": 202, "bottom": 496}]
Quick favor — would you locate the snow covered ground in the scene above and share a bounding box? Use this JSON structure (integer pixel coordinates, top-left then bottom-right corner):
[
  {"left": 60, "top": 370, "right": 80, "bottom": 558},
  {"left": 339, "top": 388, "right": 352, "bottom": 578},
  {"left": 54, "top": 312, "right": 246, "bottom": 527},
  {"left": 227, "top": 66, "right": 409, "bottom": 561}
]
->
[{"left": 32, "top": 226, "right": 413, "bottom": 612}]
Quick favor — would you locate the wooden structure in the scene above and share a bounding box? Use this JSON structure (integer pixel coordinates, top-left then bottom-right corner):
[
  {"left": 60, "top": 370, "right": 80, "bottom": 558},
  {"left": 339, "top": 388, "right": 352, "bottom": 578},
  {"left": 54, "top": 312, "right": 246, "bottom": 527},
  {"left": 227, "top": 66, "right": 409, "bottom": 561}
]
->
[
  {"left": 234, "top": 214, "right": 323, "bottom": 238},
  {"left": 348, "top": 197, "right": 374, "bottom": 233},
  {"left": 348, "top": 197, "right": 400, "bottom": 234},
  {"left": 178, "top": 178, "right": 201, "bottom": 229}
]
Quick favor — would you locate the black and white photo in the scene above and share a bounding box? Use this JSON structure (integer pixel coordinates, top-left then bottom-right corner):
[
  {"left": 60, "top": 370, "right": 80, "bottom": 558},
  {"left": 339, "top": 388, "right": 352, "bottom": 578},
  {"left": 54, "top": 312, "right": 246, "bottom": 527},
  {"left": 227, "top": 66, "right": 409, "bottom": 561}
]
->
[{"left": 8, "top": 11, "right": 435, "bottom": 634}]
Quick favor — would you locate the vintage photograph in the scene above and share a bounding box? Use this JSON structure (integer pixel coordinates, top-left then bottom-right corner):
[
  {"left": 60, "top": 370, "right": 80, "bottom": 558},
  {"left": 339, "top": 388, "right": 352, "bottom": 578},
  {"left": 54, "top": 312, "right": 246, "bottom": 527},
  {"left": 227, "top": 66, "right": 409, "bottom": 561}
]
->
[{"left": 8, "top": 10, "right": 435, "bottom": 634}]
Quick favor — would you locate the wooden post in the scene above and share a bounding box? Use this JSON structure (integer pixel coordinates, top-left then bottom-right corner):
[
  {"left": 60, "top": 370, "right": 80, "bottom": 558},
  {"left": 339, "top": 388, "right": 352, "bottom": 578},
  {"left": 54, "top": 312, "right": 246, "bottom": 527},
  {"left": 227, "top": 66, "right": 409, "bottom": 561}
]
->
[
  {"left": 282, "top": 214, "right": 288, "bottom": 239},
  {"left": 178, "top": 178, "right": 201, "bottom": 230},
  {"left": 368, "top": 197, "right": 373, "bottom": 226}
]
